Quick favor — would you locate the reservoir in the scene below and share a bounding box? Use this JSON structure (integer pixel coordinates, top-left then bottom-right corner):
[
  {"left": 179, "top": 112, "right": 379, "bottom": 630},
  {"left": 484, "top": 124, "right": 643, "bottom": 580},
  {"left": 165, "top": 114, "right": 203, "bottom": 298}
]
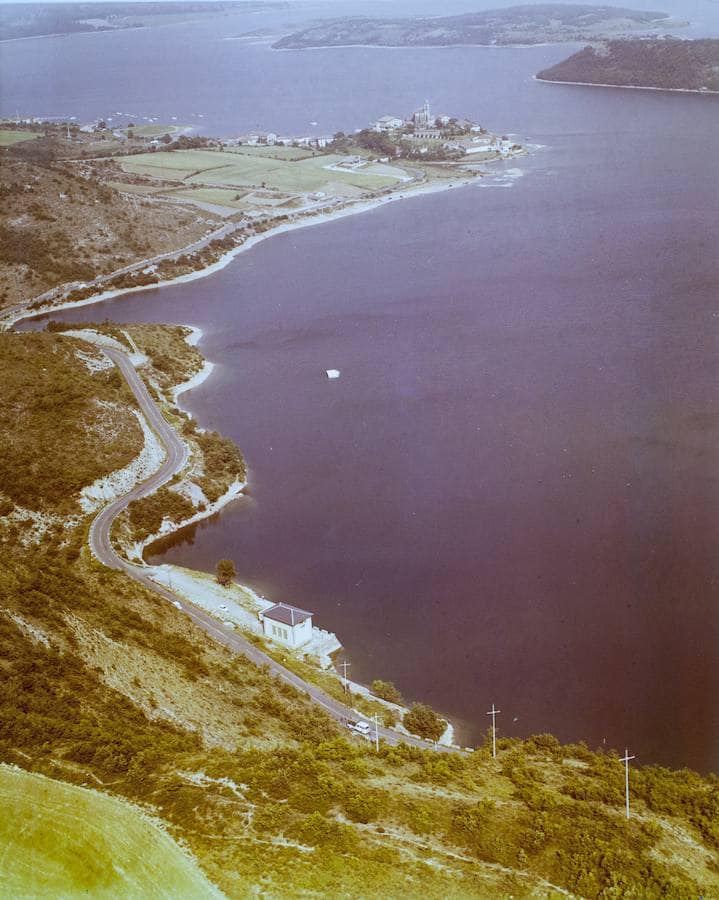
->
[{"left": 13, "top": 6, "right": 719, "bottom": 771}]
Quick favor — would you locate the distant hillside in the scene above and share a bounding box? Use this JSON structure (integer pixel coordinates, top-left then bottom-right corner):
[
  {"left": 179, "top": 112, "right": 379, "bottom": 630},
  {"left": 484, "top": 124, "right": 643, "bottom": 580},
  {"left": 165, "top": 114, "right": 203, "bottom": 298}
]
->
[
  {"left": 0, "top": 1, "right": 286, "bottom": 42},
  {"left": 272, "top": 4, "right": 680, "bottom": 50},
  {"left": 537, "top": 38, "right": 719, "bottom": 91}
]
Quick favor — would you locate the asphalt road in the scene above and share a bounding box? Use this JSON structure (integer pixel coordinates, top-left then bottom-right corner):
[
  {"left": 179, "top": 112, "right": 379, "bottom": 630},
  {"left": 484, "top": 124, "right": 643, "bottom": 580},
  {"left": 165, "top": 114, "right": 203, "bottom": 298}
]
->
[
  {"left": 0, "top": 220, "right": 245, "bottom": 329},
  {"left": 89, "top": 347, "right": 460, "bottom": 753}
]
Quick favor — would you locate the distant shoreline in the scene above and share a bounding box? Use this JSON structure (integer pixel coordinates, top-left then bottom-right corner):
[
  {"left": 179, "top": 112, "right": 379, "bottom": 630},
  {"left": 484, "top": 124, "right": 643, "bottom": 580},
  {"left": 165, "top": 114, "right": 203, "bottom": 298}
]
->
[
  {"left": 273, "top": 41, "right": 562, "bottom": 52},
  {"left": 533, "top": 74, "right": 719, "bottom": 96}
]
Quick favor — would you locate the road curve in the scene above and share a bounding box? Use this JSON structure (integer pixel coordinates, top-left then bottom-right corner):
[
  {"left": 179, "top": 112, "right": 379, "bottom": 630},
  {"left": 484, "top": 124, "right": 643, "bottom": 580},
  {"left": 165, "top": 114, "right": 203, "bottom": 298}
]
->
[{"left": 88, "top": 348, "right": 460, "bottom": 753}]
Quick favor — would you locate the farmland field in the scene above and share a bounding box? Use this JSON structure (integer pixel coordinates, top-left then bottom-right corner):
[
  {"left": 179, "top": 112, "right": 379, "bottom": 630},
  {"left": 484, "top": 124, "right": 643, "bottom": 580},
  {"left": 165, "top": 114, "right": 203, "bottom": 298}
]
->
[
  {"left": 227, "top": 144, "right": 317, "bottom": 160},
  {"left": 165, "top": 186, "right": 253, "bottom": 208},
  {"left": 0, "top": 129, "right": 41, "bottom": 146},
  {"left": 118, "top": 149, "right": 411, "bottom": 194},
  {"left": 124, "top": 123, "right": 190, "bottom": 138},
  {"left": 0, "top": 765, "right": 221, "bottom": 898}
]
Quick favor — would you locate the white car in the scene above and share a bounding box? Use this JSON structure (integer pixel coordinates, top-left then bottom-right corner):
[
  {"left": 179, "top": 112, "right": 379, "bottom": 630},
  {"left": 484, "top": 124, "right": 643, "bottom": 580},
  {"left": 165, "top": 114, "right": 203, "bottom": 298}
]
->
[
  {"left": 218, "top": 604, "right": 228, "bottom": 611},
  {"left": 353, "top": 721, "right": 371, "bottom": 737}
]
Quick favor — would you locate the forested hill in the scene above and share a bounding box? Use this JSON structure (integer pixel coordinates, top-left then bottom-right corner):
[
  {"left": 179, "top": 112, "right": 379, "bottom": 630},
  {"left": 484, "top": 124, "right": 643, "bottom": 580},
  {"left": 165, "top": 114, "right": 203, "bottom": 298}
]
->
[
  {"left": 272, "top": 5, "right": 678, "bottom": 50},
  {"left": 537, "top": 39, "right": 719, "bottom": 91}
]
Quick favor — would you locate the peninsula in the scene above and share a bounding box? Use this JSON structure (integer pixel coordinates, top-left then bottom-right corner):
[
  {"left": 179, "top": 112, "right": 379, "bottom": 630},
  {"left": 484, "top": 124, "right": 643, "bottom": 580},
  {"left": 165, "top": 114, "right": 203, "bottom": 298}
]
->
[
  {"left": 537, "top": 38, "right": 719, "bottom": 93},
  {"left": 271, "top": 4, "right": 684, "bottom": 51},
  {"left": 0, "top": 103, "right": 524, "bottom": 325}
]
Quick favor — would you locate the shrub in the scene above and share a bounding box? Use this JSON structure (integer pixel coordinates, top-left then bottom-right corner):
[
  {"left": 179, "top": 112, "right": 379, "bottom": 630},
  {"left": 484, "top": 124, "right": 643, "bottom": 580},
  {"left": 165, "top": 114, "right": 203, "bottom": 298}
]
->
[
  {"left": 371, "top": 679, "right": 403, "bottom": 705},
  {"left": 216, "top": 558, "right": 237, "bottom": 586},
  {"left": 403, "top": 703, "right": 445, "bottom": 742},
  {"left": 289, "top": 812, "right": 358, "bottom": 852}
]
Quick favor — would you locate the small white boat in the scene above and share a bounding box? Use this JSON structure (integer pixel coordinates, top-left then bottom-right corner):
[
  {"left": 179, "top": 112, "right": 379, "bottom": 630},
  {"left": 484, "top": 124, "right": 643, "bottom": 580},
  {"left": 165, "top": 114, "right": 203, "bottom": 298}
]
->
[{"left": 326, "top": 369, "right": 340, "bottom": 380}]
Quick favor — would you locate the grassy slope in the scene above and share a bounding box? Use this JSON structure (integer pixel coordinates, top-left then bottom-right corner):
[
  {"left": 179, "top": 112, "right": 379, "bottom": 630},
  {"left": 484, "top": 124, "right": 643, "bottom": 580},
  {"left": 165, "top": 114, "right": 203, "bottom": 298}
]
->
[
  {"left": 0, "top": 130, "right": 41, "bottom": 146},
  {"left": 0, "top": 765, "right": 221, "bottom": 898},
  {"left": 1, "top": 327, "right": 717, "bottom": 898}
]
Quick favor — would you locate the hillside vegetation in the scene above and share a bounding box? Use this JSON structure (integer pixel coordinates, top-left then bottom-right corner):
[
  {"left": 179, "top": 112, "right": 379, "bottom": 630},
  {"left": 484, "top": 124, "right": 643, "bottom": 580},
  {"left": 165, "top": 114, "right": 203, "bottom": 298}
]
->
[
  {"left": 0, "top": 154, "right": 220, "bottom": 312},
  {"left": 537, "top": 38, "right": 719, "bottom": 91},
  {"left": 1, "top": 326, "right": 718, "bottom": 897},
  {"left": 0, "top": 331, "right": 142, "bottom": 516}
]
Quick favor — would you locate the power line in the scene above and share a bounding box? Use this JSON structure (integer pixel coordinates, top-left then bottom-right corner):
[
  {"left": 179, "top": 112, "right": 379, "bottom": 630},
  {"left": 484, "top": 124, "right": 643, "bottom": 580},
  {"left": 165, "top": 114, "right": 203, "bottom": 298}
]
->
[
  {"left": 620, "top": 748, "right": 636, "bottom": 819},
  {"left": 486, "top": 703, "right": 501, "bottom": 759}
]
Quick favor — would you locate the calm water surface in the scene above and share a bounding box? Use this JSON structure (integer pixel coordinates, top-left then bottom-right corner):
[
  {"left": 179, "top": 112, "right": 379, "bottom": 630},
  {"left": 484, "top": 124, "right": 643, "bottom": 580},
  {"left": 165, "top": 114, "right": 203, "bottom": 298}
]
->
[{"left": 15, "top": 11, "right": 719, "bottom": 770}]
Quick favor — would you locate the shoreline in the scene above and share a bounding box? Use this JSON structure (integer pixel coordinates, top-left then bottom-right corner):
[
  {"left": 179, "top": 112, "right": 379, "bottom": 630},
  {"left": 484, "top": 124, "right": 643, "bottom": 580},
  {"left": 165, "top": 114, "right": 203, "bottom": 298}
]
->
[
  {"left": 273, "top": 41, "right": 562, "bottom": 51},
  {"left": 12, "top": 165, "right": 517, "bottom": 748},
  {"left": 7, "top": 168, "right": 504, "bottom": 330},
  {"left": 533, "top": 74, "right": 719, "bottom": 96}
]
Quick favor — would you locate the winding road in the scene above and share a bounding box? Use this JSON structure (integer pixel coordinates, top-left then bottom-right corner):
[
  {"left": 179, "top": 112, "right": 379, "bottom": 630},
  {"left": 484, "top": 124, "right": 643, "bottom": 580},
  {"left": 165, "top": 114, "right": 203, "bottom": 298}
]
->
[
  {"left": 0, "top": 220, "right": 244, "bottom": 330},
  {"left": 89, "top": 347, "right": 461, "bottom": 753}
]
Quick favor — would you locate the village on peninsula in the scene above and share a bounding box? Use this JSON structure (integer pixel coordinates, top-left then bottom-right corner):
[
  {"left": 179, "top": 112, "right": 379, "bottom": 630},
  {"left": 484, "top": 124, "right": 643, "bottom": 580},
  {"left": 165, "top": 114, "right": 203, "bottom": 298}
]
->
[{"left": 1, "top": 100, "right": 524, "bottom": 324}]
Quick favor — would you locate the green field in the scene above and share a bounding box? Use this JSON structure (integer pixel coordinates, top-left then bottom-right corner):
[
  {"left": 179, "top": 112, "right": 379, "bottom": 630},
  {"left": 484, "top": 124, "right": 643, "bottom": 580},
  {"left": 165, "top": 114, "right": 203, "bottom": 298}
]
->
[
  {"left": 228, "top": 144, "right": 317, "bottom": 161},
  {"left": 0, "top": 765, "right": 221, "bottom": 898},
  {"left": 0, "top": 129, "right": 42, "bottom": 146},
  {"left": 124, "top": 123, "right": 190, "bottom": 138},
  {"left": 119, "top": 149, "right": 410, "bottom": 194}
]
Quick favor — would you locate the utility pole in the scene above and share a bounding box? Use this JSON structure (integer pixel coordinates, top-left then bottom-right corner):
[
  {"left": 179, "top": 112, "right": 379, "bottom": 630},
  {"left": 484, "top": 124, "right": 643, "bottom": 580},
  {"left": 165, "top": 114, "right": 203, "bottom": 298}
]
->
[
  {"left": 620, "top": 748, "right": 636, "bottom": 819},
  {"left": 341, "top": 660, "right": 350, "bottom": 693},
  {"left": 486, "top": 703, "right": 501, "bottom": 759},
  {"left": 373, "top": 714, "right": 380, "bottom": 753}
]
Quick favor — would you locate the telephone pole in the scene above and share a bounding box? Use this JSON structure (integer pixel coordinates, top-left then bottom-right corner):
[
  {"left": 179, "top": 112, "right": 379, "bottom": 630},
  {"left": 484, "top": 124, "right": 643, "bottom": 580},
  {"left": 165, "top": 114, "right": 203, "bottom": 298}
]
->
[
  {"left": 341, "top": 660, "right": 350, "bottom": 693},
  {"left": 373, "top": 714, "right": 380, "bottom": 753},
  {"left": 486, "top": 703, "right": 501, "bottom": 759},
  {"left": 620, "top": 748, "right": 635, "bottom": 819}
]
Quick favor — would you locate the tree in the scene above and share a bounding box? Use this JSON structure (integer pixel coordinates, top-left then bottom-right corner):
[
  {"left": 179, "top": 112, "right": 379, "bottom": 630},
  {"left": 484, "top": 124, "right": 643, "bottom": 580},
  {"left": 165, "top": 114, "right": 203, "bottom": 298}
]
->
[
  {"left": 403, "top": 703, "right": 445, "bottom": 741},
  {"left": 371, "top": 679, "right": 403, "bottom": 705},
  {"left": 161, "top": 133, "right": 172, "bottom": 144},
  {"left": 216, "top": 558, "right": 236, "bottom": 586}
]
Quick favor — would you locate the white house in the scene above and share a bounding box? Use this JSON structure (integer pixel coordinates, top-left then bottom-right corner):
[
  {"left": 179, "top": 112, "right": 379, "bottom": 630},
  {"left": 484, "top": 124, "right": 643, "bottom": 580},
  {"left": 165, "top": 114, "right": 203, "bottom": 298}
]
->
[
  {"left": 260, "top": 602, "right": 314, "bottom": 649},
  {"left": 372, "top": 115, "right": 404, "bottom": 132}
]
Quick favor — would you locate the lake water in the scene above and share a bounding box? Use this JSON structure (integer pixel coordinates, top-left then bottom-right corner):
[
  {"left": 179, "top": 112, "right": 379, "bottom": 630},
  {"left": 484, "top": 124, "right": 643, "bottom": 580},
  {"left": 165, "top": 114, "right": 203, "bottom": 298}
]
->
[{"left": 11, "top": 1, "right": 719, "bottom": 771}]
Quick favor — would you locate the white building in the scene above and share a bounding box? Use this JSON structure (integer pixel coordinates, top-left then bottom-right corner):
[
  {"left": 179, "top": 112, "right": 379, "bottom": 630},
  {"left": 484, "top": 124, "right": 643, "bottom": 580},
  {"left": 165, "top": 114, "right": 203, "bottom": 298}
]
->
[
  {"left": 260, "top": 602, "right": 314, "bottom": 649},
  {"left": 372, "top": 115, "right": 404, "bottom": 132}
]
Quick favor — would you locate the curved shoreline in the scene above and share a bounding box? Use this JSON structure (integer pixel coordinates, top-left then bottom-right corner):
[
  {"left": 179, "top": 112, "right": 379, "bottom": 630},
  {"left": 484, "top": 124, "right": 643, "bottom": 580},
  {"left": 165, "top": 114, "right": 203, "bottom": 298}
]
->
[
  {"left": 533, "top": 74, "right": 719, "bottom": 95},
  {"left": 6, "top": 169, "right": 508, "bottom": 330}
]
